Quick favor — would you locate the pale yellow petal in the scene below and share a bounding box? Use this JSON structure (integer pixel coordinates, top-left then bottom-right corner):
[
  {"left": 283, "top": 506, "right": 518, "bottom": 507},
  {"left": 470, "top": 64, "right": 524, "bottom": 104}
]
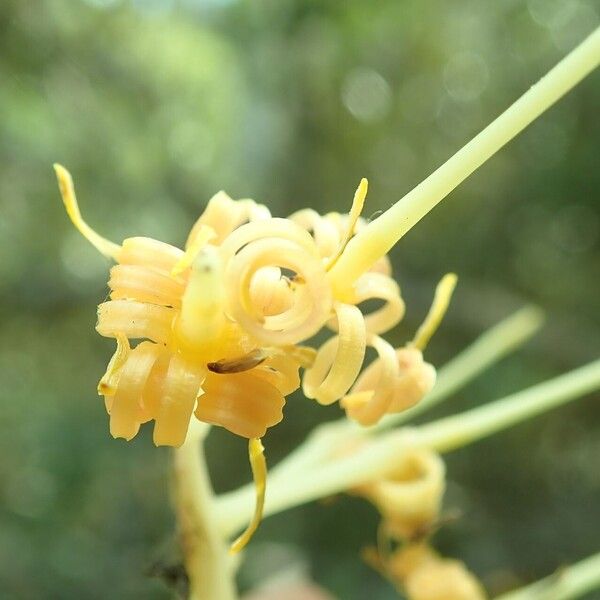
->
[
  {"left": 53, "top": 164, "right": 121, "bottom": 260},
  {"left": 97, "top": 333, "right": 130, "bottom": 397},
  {"left": 195, "top": 372, "right": 284, "bottom": 438},
  {"left": 411, "top": 273, "right": 457, "bottom": 351},
  {"left": 109, "top": 342, "right": 162, "bottom": 441},
  {"left": 109, "top": 264, "right": 185, "bottom": 307},
  {"left": 303, "top": 303, "right": 366, "bottom": 405},
  {"left": 97, "top": 300, "right": 175, "bottom": 345},
  {"left": 153, "top": 356, "right": 206, "bottom": 447},
  {"left": 230, "top": 438, "right": 267, "bottom": 554}
]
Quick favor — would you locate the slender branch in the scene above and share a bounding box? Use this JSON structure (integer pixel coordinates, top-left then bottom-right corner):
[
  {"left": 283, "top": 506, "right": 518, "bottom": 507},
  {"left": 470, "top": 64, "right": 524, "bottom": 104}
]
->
[
  {"left": 418, "top": 358, "right": 600, "bottom": 453},
  {"left": 266, "top": 305, "right": 543, "bottom": 480},
  {"left": 215, "top": 359, "right": 600, "bottom": 537},
  {"left": 173, "top": 421, "right": 238, "bottom": 600},
  {"left": 328, "top": 27, "right": 600, "bottom": 296},
  {"left": 494, "top": 551, "right": 600, "bottom": 600}
]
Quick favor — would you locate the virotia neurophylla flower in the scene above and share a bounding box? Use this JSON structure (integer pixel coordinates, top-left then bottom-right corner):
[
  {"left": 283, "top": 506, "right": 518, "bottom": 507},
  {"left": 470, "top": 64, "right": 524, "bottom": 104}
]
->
[
  {"left": 55, "top": 164, "right": 454, "bottom": 549},
  {"left": 53, "top": 26, "right": 600, "bottom": 594},
  {"left": 55, "top": 166, "right": 453, "bottom": 448}
]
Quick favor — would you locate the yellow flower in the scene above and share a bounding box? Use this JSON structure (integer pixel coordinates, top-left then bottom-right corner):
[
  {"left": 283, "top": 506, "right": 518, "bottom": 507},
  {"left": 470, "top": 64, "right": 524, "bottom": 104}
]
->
[
  {"left": 56, "top": 166, "right": 454, "bottom": 445},
  {"left": 388, "top": 543, "right": 487, "bottom": 600},
  {"left": 55, "top": 164, "right": 456, "bottom": 551},
  {"left": 355, "top": 447, "right": 446, "bottom": 540}
]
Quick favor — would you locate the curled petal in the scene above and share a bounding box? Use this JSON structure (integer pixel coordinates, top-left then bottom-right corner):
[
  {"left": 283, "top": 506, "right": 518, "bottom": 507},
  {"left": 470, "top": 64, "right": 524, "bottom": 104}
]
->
[
  {"left": 341, "top": 335, "right": 399, "bottom": 425},
  {"left": 230, "top": 438, "right": 267, "bottom": 554},
  {"left": 361, "top": 449, "right": 446, "bottom": 540},
  {"left": 331, "top": 272, "right": 405, "bottom": 335},
  {"left": 195, "top": 372, "right": 285, "bottom": 438},
  {"left": 388, "top": 348, "right": 436, "bottom": 413},
  {"left": 221, "top": 219, "right": 332, "bottom": 346},
  {"left": 109, "top": 264, "right": 185, "bottom": 308},
  {"left": 249, "top": 267, "right": 294, "bottom": 316},
  {"left": 253, "top": 353, "right": 301, "bottom": 396},
  {"left": 355, "top": 273, "right": 405, "bottom": 335},
  {"left": 220, "top": 217, "right": 321, "bottom": 262},
  {"left": 289, "top": 208, "right": 342, "bottom": 260},
  {"left": 109, "top": 342, "right": 162, "bottom": 441},
  {"left": 187, "top": 191, "right": 271, "bottom": 247},
  {"left": 119, "top": 237, "right": 184, "bottom": 274},
  {"left": 237, "top": 198, "right": 272, "bottom": 222},
  {"left": 98, "top": 333, "right": 130, "bottom": 400},
  {"left": 153, "top": 356, "right": 206, "bottom": 447},
  {"left": 97, "top": 300, "right": 175, "bottom": 345},
  {"left": 303, "top": 303, "right": 366, "bottom": 405}
]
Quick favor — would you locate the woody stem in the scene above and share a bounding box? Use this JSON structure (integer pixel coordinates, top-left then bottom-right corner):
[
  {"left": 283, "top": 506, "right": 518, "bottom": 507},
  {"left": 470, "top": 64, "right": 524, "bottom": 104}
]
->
[{"left": 173, "top": 421, "right": 238, "bottom": 600}]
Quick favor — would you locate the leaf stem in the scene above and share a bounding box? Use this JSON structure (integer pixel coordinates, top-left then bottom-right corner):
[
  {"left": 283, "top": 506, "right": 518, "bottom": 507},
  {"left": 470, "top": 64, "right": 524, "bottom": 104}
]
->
[
  {"left": 418, "top": 358, "right": 600, "bottom": 453},
  {"left": 494, "top": 551, "right": 600, "bottom": 600},
  {"left": 215, "top": 359, "right": 600, "bottom": 537},
  {"left": 327, "top": 27, "right": 600, "bottom": 296},
  {"left": 267, "top": 305, "right": 543, "bottom": 480}
]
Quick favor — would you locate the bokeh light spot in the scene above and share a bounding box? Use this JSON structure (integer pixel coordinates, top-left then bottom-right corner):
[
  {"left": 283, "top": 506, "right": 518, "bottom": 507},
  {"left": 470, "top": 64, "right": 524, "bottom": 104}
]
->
[
  {"left": 341, "top": 68, "right": 392, "bottom": 123},
  {"left": 443, "top": 52, "right": 489, "bottom": 103}
]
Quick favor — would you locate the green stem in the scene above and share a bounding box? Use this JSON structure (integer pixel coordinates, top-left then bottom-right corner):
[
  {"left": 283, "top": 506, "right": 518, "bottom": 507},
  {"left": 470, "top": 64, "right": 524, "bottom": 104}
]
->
[
  {"left": 418, "top": 358, "right": 600, "bottom": 453},
  {"left": 215, "top": 359, "right": 600, "bottom": 537},
  {"left": 328, "top": 27, "right": 600, "bottom": 296},
  {"left": 267, "top": 305, "right": 543, "bottom": 480},
  {"left": 494, "top": 551, "right": 600, "bottom": 600},
  {"left": 173, "top": 421, "right": 238, "bottom": 600}
]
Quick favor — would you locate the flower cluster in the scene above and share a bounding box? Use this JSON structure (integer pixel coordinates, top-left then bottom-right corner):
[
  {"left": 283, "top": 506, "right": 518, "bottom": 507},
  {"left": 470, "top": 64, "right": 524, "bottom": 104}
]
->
[
  {"left": 56, "top": 166, "right": 455, "bottom": 449},
  {"left": 356, "top": 446, "right": 486, "bottom": 600}
]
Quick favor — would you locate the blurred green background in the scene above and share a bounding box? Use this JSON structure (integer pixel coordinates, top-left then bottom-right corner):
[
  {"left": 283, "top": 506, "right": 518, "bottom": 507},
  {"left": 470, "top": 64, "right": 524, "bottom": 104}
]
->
[{"left": 0, "top": 0, "right": 598, "bottom": 598}]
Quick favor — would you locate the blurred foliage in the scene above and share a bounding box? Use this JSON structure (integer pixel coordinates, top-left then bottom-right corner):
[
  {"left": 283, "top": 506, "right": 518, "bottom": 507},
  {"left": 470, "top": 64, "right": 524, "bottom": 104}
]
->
[{"left": 0, "top": 0, "right": 598, "bottom": 598}]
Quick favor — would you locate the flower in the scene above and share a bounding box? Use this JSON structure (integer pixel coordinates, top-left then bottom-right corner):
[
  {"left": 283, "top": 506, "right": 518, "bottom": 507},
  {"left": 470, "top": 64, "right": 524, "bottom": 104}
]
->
[
  {"left": 355, "top": 446, "right": 486, "bottom": 599},
  {"left": 386, "top": 543, "right": 487, "bottom": 600},
  {"left": 55, "top": 164, "right": 456, "bottom": 550},
  {"left": 55, "top": 166, "right": 455, "bottom": 447},
  {"left": 354, "top": 447, "right": 446, "bottom": 540}
]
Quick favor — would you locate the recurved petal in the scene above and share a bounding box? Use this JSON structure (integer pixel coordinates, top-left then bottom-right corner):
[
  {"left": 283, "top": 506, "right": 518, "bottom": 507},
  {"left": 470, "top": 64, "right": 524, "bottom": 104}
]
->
[
  {"left": 109, "top": 341, "right": 162, "bottom": 441},
  {"left": 253, "top": 353, "right": 301, "bottom": 397},
  {"left": 387, "top": 348, "right": 436, "bottom": 413},
  {"left": 195, "top": 372, "right": 285, "bottom": 438},
  {"left": 153, "top": 356, "right": 206, "bottom": 447},
  {"left": 97, "top": 300, "right": 175, "bottom": 345},
  {"left": 119, "top": 237, "right": 184, "bottom": 273},
  {"left": 109, "top": 264, "right": 185, "bottom": 307}
]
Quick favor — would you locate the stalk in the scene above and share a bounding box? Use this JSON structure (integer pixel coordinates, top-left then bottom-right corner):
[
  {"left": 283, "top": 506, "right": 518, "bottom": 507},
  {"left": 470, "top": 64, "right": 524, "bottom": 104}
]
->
[
  {"left": 418, "top": 358, "right": 600, "bottom": 453},
  {"left": 494, "top": 551, "right": 600, "bottom": 600},
  {"left": 173, "top": 421, "right": 238, "bottom": 600},
  {"left": 215, "top": 359, "right": 600, "bottom": 537},
  {"left": 266, "top": 305, "right": 543, "bottom": 479},
  {"left": 328, "top": 27, "right": 600, "bottom": 297}
]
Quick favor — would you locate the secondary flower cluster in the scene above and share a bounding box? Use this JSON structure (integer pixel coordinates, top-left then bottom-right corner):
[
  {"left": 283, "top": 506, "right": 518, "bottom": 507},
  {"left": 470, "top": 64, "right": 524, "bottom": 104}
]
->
[
  {"left": 355, "top": 443, "right": 486, "bottom": 600},
  {"left": 56, "top": 166, "right": 455, "bottom": 448}
]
